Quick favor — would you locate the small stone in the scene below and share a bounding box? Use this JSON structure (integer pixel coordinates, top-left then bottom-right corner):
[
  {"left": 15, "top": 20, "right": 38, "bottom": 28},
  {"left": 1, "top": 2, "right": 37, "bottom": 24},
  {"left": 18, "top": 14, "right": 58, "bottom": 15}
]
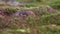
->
[{"left": 7, "top": 1, "right": 20, "bottom": 5}]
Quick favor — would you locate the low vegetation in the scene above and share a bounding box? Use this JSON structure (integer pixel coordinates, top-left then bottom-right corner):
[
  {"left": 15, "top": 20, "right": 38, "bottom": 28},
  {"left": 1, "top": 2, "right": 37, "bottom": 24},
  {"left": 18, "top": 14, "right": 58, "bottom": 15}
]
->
[{"left": 0, "top": 0, "right": 60, "bottom": 34}]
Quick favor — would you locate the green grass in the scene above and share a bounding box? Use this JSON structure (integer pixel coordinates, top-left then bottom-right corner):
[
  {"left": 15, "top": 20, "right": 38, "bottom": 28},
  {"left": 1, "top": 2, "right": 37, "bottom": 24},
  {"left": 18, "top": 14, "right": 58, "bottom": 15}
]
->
[{"left": 25, "top": 3, "right": 37, "bottom": 7}]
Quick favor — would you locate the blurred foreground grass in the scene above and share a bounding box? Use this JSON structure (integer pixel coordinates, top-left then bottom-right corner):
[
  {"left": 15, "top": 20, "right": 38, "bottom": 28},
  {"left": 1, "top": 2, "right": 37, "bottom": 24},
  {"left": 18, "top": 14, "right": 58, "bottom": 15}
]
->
[{"left": 0, "top": 10, "right": 60, "bottom": 34}]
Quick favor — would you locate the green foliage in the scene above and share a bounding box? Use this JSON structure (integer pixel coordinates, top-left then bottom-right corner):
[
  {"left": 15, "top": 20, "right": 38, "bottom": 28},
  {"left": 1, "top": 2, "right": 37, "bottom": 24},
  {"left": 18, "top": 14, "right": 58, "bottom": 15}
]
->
[
  {"left": 37, "top": 0, "right": 42, "bottom": 2},
  {"left": 40, "top": 13, "right": 60, "bottom": 25},
  {"left": 51, "top": 4, "right": 60, "bottom": 10},
  {"left": 17, "top": 0, "right": 30, "bottom": 2},
  {"left": 47, "top": 0, "right": 60, "bottom": 10},
  {"left": 26, "top": 3, "right": 37, "bottom": 7},
  {"left": 54, "top": 0, "right": 60, "bottom": 4},
  {"left": 5, "top": 8, "right": 18, "bottom": 15},
  {"left": 9, "top": 8, "right": 17, "bottom": 13}
]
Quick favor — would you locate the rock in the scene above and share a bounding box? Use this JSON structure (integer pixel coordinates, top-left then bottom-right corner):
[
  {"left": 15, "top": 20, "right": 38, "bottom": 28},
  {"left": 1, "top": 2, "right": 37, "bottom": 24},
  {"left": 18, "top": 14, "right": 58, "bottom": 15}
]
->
[{"left": 7, "top": 1, "right": 20, "bottom": 5}]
